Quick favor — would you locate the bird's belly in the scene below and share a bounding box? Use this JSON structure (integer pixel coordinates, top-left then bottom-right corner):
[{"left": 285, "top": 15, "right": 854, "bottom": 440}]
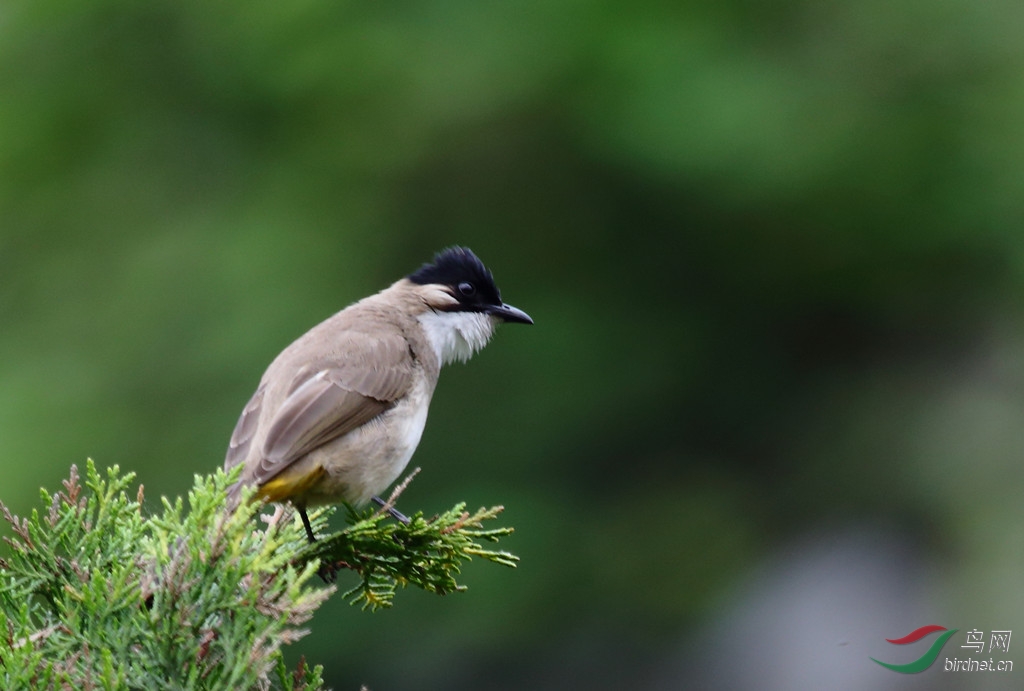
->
[{"left": 300, "top": 383, "right": 431, "bottom": 507}]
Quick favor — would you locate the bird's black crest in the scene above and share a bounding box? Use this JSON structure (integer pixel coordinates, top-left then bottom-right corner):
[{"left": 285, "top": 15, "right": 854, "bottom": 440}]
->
[{"left": 408, "top": 247, "right": 502, "bottom": 305}]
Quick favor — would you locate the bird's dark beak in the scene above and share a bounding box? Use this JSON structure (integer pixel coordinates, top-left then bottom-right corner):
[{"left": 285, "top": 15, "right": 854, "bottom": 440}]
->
[{"left": 487, "top": 302, "right": 533, "bottom": 325}]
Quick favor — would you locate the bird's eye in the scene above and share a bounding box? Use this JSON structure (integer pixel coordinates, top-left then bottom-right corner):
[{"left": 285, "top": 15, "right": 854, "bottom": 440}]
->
[{"left": 458, "top": 281, "right": 476, "bottom": 296}]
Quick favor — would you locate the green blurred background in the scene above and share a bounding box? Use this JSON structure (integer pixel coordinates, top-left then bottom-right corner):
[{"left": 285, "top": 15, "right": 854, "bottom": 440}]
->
[{"left": 3, "top": 1, "right": 1024, "bottom": 689}]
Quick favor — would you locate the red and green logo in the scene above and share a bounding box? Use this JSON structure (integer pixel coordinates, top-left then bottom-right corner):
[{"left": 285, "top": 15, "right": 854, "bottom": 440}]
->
[{"left": 871, "top": 625, "right": 959, "bottom": 673}]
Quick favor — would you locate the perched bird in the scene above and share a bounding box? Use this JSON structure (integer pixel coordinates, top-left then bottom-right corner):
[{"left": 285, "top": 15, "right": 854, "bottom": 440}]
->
[{"left": 224, "top": 247, "right": 532, "bottom": 541}]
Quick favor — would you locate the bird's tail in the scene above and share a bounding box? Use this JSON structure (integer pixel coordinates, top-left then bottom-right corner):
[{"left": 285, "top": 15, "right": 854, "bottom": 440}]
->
[{"left": 224, "top": 479, "right": 246, "bottom": 513}]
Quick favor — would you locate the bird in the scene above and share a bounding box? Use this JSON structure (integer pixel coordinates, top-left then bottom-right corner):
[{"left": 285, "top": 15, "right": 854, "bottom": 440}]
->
[{"left": 224, "top": 246, "right": 533, "bottom": 542}]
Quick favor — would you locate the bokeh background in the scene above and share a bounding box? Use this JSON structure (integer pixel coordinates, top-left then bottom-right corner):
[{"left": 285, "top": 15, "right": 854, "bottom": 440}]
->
[{"left": 3, "top": 1, "right": 1024, "bottom": 689}]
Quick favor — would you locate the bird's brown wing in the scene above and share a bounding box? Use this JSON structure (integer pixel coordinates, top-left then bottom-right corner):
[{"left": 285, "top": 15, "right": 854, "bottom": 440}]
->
[
  {"left": 251, "top": 331, "right": 415, "bottom": 486},
  {"left": 225, "top": 384, "right": 265, "bottom": 472}
]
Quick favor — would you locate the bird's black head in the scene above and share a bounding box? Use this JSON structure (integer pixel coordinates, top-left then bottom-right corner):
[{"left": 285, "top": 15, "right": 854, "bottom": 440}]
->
[{"left": 408, "top": 246, "right": 533, "bottom": 324}]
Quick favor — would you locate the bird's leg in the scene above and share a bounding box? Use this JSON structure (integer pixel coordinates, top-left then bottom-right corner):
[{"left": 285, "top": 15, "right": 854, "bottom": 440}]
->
[
  {"left": 372, "top": 495, "right": 410, "bottom": 525},
  {"left": 295, "top": 505, "right": 342, "bottom": 583},
  {"left": 297, "top": 506, "right": 317, "bottom": 543}
]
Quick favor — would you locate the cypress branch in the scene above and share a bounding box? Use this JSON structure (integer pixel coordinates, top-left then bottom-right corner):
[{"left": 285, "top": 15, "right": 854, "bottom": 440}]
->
[{"left": 0, "top": 461, "right": 517, "bottom": 689}]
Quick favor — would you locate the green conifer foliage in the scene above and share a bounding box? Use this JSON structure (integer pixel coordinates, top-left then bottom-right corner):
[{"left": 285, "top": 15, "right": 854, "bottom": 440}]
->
[{"left": 0, "top": 462, "right": 515, "bottom": 689}]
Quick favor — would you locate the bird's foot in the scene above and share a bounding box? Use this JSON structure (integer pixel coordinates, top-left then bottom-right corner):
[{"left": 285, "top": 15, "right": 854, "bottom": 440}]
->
[
  {"left": 371, "top": 495, "right": 410, "bottom": 525},
  {"left": 316, "top": 561, "right": 339, "bottom": 583}
]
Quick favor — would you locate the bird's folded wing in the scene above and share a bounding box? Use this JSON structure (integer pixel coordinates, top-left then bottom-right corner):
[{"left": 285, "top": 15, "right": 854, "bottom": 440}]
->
[
  {"left": 225, "top": 384, "right": 265, "bottom": 471},
  {"left": 253, "top": 332, "right": 415, "bottom": 486}
]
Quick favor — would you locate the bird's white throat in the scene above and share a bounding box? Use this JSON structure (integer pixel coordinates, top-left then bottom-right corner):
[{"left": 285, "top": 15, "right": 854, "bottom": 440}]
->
[{"left": 417, "top": 310, "right": 496, "bottom": 365}]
